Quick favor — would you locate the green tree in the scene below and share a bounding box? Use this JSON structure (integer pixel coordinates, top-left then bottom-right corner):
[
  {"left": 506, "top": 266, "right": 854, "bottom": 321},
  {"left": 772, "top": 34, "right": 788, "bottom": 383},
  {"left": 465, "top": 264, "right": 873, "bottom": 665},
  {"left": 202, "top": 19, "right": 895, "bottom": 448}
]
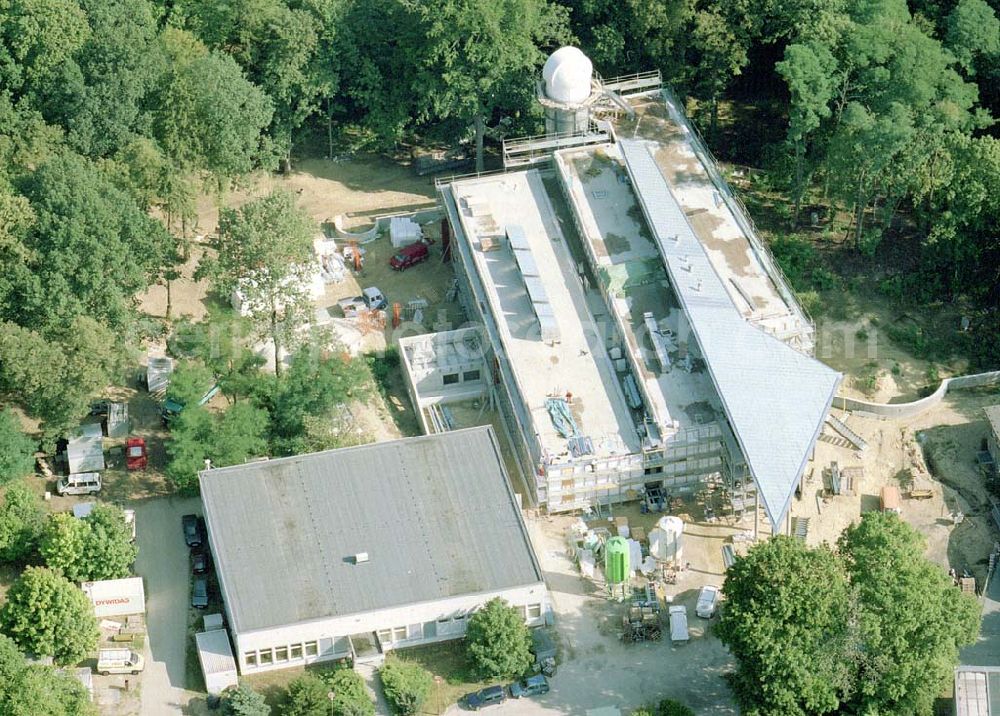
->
[
  {"left": 776, "top": 42, "right": 837, "bottom": 223},
  {"left": 946, "top": 0, "right": 1000, "bottom": 75},
  {"left": 82, "top": 504, "right": 138, "bottom": 581},
  {"left": 37, "top": 513, "right": 90, "bottom": 582},
  {"left": 0, "top": 633, "right": 97, "bottom": 716},
  {"left": 404, "top": 0, "right": 571, "bottom": 171},
  {"left": 0, "top": 566, "right": 99, "bottom": 665},
  {"left": 0, "top": 408, "right": 34, "bottom": 485},
  {"left": 283, "top": 672, "right": 331, "bottom": 716},
  {"left": 0, "top": 0, "right": 91, "bottom": 98},
  {"left": 690, "top": 7, "right": 749, "bottom": 140},
  {"left": 326, "top": 668, "right": 374, "bottom": 716},
  {"left": 0, "top": 480, "right": 45, "bottom": 563},
  {"left": 154, "top": 31, "right": 274, "bottom": 178},
  {"left": 378, "top": 659, "right": 432, "bottom": 716},
  {"left": 465, "top": 597, "right": 533, "bottom": 679},
  {"left": 838, "top": 512, "right": 980, "bottom": 715},
  {"left": 198, "top": 190, "right": 316, "bottom": 377},
  {"left": 39, "top": 507, "right": 136, "bottom": 581},
  {"left": 224, "top": 682, "right": 271, "bottom": 716},
  {"left": 716, "top": 536, "right": 853, "bottom": 716}
]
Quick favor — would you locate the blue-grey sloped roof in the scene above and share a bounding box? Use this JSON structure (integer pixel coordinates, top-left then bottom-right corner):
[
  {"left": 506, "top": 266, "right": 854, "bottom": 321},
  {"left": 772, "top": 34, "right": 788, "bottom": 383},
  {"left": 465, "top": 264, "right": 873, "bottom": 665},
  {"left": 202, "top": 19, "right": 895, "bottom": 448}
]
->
[
  {"left": 200, "top": 427, "right": 543, "bottom": 634},
  {"left": 619, "top": 138, "right": 842, "bottom": 530}
]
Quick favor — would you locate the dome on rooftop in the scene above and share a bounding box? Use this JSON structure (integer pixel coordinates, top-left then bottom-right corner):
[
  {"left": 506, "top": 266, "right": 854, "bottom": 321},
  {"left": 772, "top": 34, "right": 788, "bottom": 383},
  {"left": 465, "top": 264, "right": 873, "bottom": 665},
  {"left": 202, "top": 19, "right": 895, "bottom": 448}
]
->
[{"left": 542, "top": 47, "right": 593, "bottom": 105}]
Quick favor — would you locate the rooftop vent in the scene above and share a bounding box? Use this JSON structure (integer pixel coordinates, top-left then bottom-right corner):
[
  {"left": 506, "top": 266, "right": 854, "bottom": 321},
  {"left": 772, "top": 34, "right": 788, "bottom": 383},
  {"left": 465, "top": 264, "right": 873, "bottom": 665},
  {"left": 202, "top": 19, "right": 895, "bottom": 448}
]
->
[{"left": 353, "top": 552, "right": 369, "bottom": 564}]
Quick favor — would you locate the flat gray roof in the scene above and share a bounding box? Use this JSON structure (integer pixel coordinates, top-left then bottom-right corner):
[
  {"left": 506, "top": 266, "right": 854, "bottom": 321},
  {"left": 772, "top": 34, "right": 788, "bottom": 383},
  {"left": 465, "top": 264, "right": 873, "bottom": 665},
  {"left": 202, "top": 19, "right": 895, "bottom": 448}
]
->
[
  {"left": 200, "top": 427, "right": 543, "bottom": 634},
  {"left": 620, "top": 138, "right": 842, "bottom": 530}
]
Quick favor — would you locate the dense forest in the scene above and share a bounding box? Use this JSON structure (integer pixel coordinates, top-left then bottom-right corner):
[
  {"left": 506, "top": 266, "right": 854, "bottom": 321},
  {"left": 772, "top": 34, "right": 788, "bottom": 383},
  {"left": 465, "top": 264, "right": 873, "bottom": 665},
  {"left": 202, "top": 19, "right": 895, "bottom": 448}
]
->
[{"left": 0, "top": 0, "right": 998, "bottom": 439}]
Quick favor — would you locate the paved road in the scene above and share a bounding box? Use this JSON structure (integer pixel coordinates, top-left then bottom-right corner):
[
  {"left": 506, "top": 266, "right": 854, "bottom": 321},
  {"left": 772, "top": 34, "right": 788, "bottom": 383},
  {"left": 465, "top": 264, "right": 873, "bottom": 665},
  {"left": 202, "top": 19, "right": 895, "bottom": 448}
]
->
[
  {"left": 136, "top": 496, "right": 204, "bottom": 715},
  {"left": 961, "top": 572, "right": 1000, "bottom": 667}
]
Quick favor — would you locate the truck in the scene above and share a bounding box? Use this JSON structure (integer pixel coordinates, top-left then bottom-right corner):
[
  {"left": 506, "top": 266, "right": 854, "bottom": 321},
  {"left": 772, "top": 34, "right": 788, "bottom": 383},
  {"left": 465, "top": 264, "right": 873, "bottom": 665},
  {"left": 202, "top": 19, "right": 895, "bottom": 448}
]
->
[
  {"left": 338, "top": 287, "right": 388, "bottom": 317},
  {"left": 669, "top": 605, "right": 689, "bottom": 644},
  {"left": 96, "top": 648, "right": 144, "bottom": 676}
]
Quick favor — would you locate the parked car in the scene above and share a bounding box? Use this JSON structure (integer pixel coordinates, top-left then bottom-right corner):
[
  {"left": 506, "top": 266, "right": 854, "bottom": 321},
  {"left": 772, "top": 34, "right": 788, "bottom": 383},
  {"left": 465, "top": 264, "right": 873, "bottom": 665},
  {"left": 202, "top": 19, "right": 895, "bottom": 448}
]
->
[
  {"left": 57, "top": 473, "right": 102, "bottom": 496},
  {"left": 182, "top": 514, "right": 202, "bottom": 548},
  {"left": 389, "top": 241, "right": 430, "bottom": 271},
  {"left": 191, "top": 576, "right": 209, "bottom": 609},
  {"left": 125, "top": 437, "right": 147, "bottom": 471},
  {"left": 191, "top": 550, "right": 211, "bottom": 575},
  {"left": 509, "top": 674, "right": 549, "bottom": 698},
  {"left": 464, "top": 685, "right": 507, "bottom": 710},
  {"left": 696, "top": 585, "right": 720, "bottom": 619}
]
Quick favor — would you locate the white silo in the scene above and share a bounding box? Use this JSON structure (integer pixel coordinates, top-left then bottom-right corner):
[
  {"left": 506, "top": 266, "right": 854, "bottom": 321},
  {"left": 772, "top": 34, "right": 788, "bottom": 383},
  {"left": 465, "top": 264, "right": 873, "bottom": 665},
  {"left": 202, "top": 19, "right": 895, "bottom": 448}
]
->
[
  {"left": 539, "top": 47, "right": 594, "bottom": 135},
  {"left": 653, "top": 515, "right": 684, "bottom": 565}
]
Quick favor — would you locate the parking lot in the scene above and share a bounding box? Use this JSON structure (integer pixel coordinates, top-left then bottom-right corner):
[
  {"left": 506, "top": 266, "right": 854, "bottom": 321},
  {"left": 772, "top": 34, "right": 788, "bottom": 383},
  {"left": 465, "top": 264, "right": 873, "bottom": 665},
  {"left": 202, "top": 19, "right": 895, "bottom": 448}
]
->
[
  {"left": 135, "top": 496, "right": 206, "bottom": 715},
  {"left": 440, "top": 512, "right": 738, "bottom": 716}
]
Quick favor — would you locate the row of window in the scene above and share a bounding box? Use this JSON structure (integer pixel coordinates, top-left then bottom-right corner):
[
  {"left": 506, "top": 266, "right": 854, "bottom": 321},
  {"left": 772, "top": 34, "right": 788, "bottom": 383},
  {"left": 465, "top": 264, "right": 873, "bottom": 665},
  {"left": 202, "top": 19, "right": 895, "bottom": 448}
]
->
[
  {"left": 442, "top": 369, "right": 481, "bottom": 386},
  {"left": 244, "top": 640, "right": 318, "bottom": 668},
  {"left": 243, "top": 604, "right": 544, "bottom": 668}
]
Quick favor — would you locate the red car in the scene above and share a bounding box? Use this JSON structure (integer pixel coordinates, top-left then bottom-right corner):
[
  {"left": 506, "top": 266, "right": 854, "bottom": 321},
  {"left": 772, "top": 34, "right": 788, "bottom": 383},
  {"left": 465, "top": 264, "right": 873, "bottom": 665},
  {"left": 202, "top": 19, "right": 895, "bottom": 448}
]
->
[
  {"left": 125, "top": 437, "right": 147, "bottom": 470},
  {"left": 389, "top": 241, "right": 429, "bottom": 271}
]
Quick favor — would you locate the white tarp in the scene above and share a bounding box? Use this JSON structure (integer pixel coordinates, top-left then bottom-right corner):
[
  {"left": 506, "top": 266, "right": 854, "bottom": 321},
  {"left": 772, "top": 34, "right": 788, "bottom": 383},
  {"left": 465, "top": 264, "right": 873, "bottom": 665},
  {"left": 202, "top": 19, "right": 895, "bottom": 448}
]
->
[
  {"left": 67, "top": 424, "right": 104, "bottom": 474},
  {"left": 81, "top": 578, "right": 145, "bottom": 617},
  {"left": 390, "top": 216, "right": 423, "bottom": 248},
  {"left": 578, "top": 548, "right": 595, "bottom": 578},
  {"left": 231, "top": 264, "right": 326, "bottom": 317},
  {"left": 628, "top": 539, "right": 642, "bottom": 573}
]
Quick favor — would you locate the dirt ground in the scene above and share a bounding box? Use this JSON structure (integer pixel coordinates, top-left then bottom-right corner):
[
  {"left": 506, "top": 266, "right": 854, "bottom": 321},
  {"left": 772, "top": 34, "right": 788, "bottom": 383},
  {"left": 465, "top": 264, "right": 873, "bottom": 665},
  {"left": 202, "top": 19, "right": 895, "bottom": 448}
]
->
[
  {"left": 789, "top": 389, "right": 1000, "bottom": 584},
  {"left": 138, "top": 155, "right": 438, "bottom": 324}
]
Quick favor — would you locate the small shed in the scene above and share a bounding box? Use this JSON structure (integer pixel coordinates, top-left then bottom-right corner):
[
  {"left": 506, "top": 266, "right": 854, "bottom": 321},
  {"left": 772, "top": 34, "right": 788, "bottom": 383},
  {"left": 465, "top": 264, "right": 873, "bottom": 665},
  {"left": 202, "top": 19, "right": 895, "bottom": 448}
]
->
[
  {"left": 196, "top": 629, "right": 238, "bottom": 695},
  {"left": 67, "top": 423, "right": 105, "bottom": 474},
  {"left": 146, "top": 355, "right": 173, "bottom": 394},
  {"left": 107, "top": 402, "right": 129, "bottom": 438}
]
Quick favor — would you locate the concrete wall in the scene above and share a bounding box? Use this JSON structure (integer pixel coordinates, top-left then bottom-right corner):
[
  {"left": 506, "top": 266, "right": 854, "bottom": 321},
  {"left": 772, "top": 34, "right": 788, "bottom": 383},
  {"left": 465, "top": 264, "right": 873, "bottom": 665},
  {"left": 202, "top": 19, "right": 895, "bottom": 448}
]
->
[
  {"left": 833, "top": 370, "right": 1000, "bottom": 419},
  {"left": 233, "top": 582, "right": 548, "bottom": 675}
]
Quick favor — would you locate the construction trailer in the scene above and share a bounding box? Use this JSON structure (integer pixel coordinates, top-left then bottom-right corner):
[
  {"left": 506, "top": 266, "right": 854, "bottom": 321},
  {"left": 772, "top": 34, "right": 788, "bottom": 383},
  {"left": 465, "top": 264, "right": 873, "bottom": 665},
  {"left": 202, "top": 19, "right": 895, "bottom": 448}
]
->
[{"left": 195, "top": 629, "right": 238, "bottom": 695}]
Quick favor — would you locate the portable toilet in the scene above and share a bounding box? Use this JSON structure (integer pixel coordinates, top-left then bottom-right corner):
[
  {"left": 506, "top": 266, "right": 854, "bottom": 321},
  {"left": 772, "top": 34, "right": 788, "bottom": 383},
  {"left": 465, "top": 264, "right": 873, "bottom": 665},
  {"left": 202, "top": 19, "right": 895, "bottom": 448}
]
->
[{"left": 605, "top": 536, "right": 630, "bottom": 585}]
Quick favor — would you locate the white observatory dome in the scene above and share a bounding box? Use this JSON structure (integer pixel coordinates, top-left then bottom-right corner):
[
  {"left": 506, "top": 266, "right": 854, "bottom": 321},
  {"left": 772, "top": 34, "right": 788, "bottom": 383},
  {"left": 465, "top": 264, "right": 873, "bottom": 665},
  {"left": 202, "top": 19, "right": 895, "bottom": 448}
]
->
[{"left": 542, "top": 46, "right": 593, "bottom": 105}]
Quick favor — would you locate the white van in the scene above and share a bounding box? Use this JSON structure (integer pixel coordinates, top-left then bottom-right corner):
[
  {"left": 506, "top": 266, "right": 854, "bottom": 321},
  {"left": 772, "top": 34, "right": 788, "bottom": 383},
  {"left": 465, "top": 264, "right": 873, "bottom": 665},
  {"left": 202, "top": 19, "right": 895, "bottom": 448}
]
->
[
  {"left": 669, "top": 605, "right": 690, "bottom": 644},
  {"left": 57, "top": 473, "right": 102, "bottom": 496},
  {"left": 97, "top": 648, "right": 144, "bottom": 675}
]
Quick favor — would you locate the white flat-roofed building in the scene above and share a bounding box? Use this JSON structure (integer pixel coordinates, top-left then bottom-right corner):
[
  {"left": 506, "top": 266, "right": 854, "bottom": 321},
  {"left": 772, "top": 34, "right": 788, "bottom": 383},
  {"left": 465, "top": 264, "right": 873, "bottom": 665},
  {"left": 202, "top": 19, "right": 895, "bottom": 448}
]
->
[{"left": 199, "top": 427, "right": 547, "bottom": 675}]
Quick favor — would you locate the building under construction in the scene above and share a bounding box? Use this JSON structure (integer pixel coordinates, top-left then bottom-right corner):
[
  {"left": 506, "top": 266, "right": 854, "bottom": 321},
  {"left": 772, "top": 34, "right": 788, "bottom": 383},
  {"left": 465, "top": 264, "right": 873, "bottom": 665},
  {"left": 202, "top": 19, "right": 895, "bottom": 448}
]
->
[{"left": 399, "top": 47, "right": 842, "bottom": 533}]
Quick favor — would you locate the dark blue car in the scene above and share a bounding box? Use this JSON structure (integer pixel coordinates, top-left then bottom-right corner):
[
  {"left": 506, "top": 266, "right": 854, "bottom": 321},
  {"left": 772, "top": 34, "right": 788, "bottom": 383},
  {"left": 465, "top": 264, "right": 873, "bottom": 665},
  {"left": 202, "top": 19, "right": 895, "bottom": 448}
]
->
[{"left": 464, "top": 685, "right": 506, "bottom": 710}]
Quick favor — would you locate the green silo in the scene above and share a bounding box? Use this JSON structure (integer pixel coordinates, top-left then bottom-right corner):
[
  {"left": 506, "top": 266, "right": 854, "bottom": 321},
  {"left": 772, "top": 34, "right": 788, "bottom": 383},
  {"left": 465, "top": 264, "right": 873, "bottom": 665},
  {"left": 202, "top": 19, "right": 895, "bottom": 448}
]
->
[{"left": 605, "top": 536, "right": 630, "bottom": 585}]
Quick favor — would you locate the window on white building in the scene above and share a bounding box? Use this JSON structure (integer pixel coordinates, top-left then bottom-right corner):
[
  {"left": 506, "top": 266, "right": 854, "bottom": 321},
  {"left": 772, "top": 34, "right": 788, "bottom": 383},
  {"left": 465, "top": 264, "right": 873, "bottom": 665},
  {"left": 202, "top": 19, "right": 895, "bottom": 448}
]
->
[
  {"left": 526, "top": 603, "right": 542, "bottom": 620},
  {"left": 443, "top": 373, "right": 459, "bottom": 386},
  {"left": 304, "top": 641, "right": 318, "bottom": 657},
  {"left": 275, "top": 646, "right": 289, "bottom": 662},
  {"left": 377, "top": 629, "right": 393, "bottom": 645},
  {"left": 463, "top": 370, "right": 481, "bottom": 382},
  {"left": 391, "top": 626, "right": 407, "bottom": 642},
  {"left": 245, "top": 652, "right": 258, "bottom": 667},
  {"left": 290, "top": 644, "right": 303, "bottom": 660},
  {"left": 407, "top": 623, "right": 422, "bottom": 640},
  {"left": 259, "top": 649, "right": 273, "bottom": 665}
]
